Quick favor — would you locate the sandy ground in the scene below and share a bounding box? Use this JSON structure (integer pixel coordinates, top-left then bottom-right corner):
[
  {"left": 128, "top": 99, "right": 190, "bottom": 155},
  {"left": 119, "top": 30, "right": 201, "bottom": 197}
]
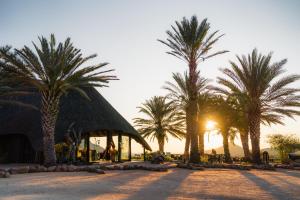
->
[{"left": 0, "top": 168, "right": 300, "bottom": 200}]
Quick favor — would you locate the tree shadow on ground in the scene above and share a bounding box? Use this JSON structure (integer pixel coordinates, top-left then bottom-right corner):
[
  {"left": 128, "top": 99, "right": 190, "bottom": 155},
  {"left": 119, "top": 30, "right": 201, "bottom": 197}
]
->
[
  {"left": 0, "top": 171, "right": 149, "bottom": 200},
  {"left": 239, "top": 170, "right": 294, "bottom": 200},
  {"left": 123, "top": 169, "right": 193, "bottom": 200},
  {"left": 277, "top": 169, "right": 300, "bottom": 178}
]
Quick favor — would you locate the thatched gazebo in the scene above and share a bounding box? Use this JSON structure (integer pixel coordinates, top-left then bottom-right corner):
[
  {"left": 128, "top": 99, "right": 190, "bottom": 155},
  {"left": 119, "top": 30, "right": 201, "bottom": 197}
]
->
[{"left": 0, "top": 87, "right": 151, "bottom": 163}]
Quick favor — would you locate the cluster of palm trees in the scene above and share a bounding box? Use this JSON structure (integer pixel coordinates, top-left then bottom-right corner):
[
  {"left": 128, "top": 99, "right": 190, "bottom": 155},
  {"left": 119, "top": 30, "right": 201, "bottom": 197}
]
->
[
  {"left": 0, "top": 16, "right": 299, "bottom": 166},
  {"left": 0, "top": 35, "right": 116, "bottom": 166},
  {"left": 134, "top": 16, "right": 300, "bottom": 164}
]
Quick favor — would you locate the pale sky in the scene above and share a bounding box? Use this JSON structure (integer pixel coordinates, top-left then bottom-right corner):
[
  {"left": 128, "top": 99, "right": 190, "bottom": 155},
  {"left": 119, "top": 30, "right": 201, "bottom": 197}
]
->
[{"left": 1, "top": 0, "right": 300, "bottom": 153}]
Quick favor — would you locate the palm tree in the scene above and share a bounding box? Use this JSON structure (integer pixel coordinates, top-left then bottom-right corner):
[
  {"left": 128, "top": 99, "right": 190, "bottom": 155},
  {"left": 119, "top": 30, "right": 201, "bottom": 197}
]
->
[
  {"left": 158, "top": 16, "right": 228, "bottom": 163},
  {"left": 134, "top": 96, "right": 185, "bottom": 153},
  {"left": 231, "top": 94, "right": 251, "bottom": 161},
  {"left": 197, "top": 93, "right": 214, "bottom": 156},
  {"left": 164, "top": 71, "right": 210, "bottom": 159},
  {"left": 0, "top": 35, "right": 116, "bottom": 166},
  {"left": 217, "top": 49, "right": 300, "bottom": 164},
  {"left": 212, "top": 96, "right": 238, "bottom": 163}
]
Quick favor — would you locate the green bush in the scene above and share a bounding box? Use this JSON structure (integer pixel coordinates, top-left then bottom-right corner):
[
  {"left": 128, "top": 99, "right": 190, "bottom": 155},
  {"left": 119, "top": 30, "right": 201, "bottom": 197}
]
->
[{"left": 268, "top": 134, "right": 300, "bottom": 164}]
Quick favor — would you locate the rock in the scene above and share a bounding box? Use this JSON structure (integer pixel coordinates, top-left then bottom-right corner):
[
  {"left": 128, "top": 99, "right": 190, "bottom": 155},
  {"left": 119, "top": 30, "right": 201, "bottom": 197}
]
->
[
  {"left": 61, "top": 165, "right": 68, "bottom": 172},
  {"left": 29, "top": 166, "right": 40, "bottom": 173},
  {"left": 55, "top": 165, "right": 62, "bottom": 172},
  {"left": 105, "top": 165, "right": 119, "bottom": 170},
  {"left": 253, "top": 164, "right": 275, "bottom": 171},
  {"left": 10, "top": 166, "right": 30, "bottom": 174},
  {"left": 77, "top": 165, "right": 89, "bottom": 171},
  {"left": 191, "top": 166, "right": 205, "bottom": 170},
  {"left": 95, "top": 169, "right": 105, "bottom": 174},
  {"left": 293, "top": 162, "right": 300, "bottom": 167},
  {"left": 294, "top": 167, "right": 300, "bottom": 170},
  {"left": 38, "top": 165, "right": 47, "bottom": 172},
  {"left": 4, "top": 172, "right": 10, "bottom": 178},
  {"left": 275, "top": 164, "right": 293, "bottom": 169},
  {"left": 123, "top": 165, "right": 135, "bottom": 170},
  {"left": 0, "top": 171, "right": 10, "bottom": 178},
  {"left": 0, "top": 171, "right": 5, "bottom": 178},
  {"left": 67, "top": 165, "right": 77, "bottom": 172},
  {"left": 47, "top": 166, "right": 57, "bottom": 172}
]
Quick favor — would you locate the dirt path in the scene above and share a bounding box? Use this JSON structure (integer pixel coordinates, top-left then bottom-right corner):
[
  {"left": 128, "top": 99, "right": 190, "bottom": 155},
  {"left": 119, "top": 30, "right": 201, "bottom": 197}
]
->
[{"left": 0, "top": 169, "right": 300, "bottom": 200}]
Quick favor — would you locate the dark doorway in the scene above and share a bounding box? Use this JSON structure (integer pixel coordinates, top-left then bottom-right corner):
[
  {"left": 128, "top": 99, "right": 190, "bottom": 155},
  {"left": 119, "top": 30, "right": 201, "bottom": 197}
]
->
[{"left": 0, "top": 134, "right": 36, "bottom": 163}]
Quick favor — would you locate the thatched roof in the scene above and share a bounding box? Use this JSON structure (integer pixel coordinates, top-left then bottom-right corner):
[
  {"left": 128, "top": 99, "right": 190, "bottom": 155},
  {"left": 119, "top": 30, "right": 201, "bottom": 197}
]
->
[{"left": 0, "top": 87, "right": 151, "bottom": 151}]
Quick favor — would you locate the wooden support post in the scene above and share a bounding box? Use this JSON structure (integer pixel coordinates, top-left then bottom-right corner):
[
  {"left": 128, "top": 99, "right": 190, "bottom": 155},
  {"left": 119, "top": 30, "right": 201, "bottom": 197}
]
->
[
  {"left": 129, "top": 136, "right": 132, "bottom": 161},
  {"left": 118, "top": 133, "right": 122, "bottom": 162},
  {"left": 144, "top": 147, "right": 146, "bottom": 161},
  {"left": 86, "top": 133, "right": 90, "bottom": 163}
]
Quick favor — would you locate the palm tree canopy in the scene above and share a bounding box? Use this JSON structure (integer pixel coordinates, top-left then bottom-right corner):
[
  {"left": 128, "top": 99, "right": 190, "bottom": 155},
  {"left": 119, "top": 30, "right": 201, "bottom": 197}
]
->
[
  {"left": 0, "top": 34, "right": 117, "bottom": 100},
  {"left": 134, "top": 96, "right": 185, "bottom": 142},
  {"left": 158, "top": 15, "right": 228, "bottom": 64},
  {"left": 217, "top": 48, "right": 300, "bottom": 125},
  {"left": 164, "top": 70, "right": 211, "bottom": 111},
  {"left": 0, "top": 64, "right": 37, "bottom": 109}
]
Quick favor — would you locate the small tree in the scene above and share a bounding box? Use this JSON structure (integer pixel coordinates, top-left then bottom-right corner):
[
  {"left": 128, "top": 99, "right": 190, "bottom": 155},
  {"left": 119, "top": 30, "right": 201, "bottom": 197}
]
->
[
  {"left": 65, "top": 123, "right": 82, "bottom": 163},
  {"left": 134, "top": 96, "right": 185, "bottom": 153},
  {"left": 268, "top": 134, "right": 300, "bottom": 163}
]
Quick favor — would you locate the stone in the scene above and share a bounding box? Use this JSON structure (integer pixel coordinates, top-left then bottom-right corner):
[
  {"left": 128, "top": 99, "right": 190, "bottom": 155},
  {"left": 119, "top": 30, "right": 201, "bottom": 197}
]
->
[
  {"left": 77, "top": 165, "right": 89, "bottom": 171},
  {"left": 191, "top": 166, "right": 205, "bottom": 171},
  {"left": 4, "top": 172, "right": 10, "bottom": 178},
  {"left": 95, "top": 169, "right": 105, "bottom": 174},
  {"left": 10, "top": 166, "right": 30, "bottom": 174},
  {"left": 55, "top": 165, "right": 62, "bottom": 172},
  {"left": 47, "top": 166, "right": 57, "bottom": 172},
  {"left": 0, "top": 171, "right": 10, "bottom": 178},
  {"left": 67, "top": 165, "right": 77, "bottom": 172},
  {"left": 38, "top": 165, "right": 47, "bottom": 172},
  {"left": 0, "top": 171, "right": 5, "bottom": 178},
  {"left": 29, "top": 166, "right": 40, "bottom": 173},
  {"left": 61, "top": 165, "right": 68, "bottom": 172},
  {"left": 252, "top": 164, "right": 275, "bottom": 171},
  {"left": 293, "top": 162, "right": 300, "bottom": 167}
]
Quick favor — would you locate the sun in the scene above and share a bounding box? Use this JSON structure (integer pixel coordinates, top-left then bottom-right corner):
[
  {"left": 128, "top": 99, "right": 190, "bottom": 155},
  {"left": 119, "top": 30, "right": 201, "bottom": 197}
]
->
[{"left": 206, "top": 120, "right": 216, "bottom": 131}]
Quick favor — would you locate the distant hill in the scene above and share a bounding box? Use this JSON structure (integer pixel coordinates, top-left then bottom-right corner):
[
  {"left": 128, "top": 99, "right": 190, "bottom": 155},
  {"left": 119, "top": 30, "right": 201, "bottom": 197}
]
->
[{"left": 205, "top": 143, "right": 279, "bottom": 158}]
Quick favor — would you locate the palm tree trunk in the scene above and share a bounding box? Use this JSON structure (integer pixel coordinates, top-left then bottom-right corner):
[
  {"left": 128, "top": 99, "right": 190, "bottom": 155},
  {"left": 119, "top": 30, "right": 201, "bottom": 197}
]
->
[
  {"left": 183, "top": 116, "right": 190, "bottom": 162},
  {"left": 188, "top": 100, "right": 200, "bottom": 163},
  {"left": 41, "top": 92, "right": 59, "bottom": 166},
  {"left": 222, "top": 128, "right": 232, "bottom": 163},
  {"left": 240, "top": 131, "right": 251, "bottom": 162},
  {"left": 188, "top": 61, "right": 200, "bottom": 163},
  {"left": 249, "top": 112, "right": 261, "bottom": 164},
  {"left": 198, "top": 124, "right": 205, "bottom": 156},
  {"left": 158, "top": 138, "right": 165, "bottom": 153}
]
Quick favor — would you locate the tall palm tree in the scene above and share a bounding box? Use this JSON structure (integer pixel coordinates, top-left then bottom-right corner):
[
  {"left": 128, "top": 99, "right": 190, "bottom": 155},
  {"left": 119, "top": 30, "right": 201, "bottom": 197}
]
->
[
  {"left": 134, "top": 96, "right": 185, "bottom": 153},
  {"left": 217, "top": 49, "right": 300, "bottom": 164},
  {"left": 164, "top": 71, "right": 210, "bottom": 159},
  {"left": 0, "top": 35, "right": 116, "bottom": 166},
  {"left": 158, "top": 16, "right": 228, "bottom": 162}
]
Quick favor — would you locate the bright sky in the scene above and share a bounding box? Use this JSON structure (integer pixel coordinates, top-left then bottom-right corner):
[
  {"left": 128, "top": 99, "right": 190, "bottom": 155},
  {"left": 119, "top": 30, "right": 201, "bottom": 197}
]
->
[{"left": 1, "top": 0, "right": 300, "bottom": 153}]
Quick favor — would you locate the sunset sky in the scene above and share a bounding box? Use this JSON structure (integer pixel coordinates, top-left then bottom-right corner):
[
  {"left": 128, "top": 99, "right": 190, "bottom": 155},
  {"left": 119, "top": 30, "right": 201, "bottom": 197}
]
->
[{"left": 1, "top": 0, "right": 299, "bottom": 153}]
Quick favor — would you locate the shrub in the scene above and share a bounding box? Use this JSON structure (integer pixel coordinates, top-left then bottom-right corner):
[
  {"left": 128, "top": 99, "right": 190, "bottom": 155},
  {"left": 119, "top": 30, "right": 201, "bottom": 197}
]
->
[{"left": 268, "top": 134, "right": 300, "bottom": 164}]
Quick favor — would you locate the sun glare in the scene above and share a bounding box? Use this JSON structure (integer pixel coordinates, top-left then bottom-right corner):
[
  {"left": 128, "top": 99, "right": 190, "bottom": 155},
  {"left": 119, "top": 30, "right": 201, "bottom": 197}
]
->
[{"left": 206, "top": 120, "right": 216, "bottom": 131}]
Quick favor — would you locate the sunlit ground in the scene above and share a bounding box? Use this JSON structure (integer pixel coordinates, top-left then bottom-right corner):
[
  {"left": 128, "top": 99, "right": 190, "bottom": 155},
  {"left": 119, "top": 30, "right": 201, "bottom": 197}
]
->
[{"left": 1, "top": 169, "right": 300, "bottom": 200}]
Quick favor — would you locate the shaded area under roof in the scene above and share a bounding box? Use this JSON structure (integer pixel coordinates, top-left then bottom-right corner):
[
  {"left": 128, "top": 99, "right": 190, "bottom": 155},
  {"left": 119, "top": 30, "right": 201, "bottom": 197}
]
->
[{"left": 0, "top": 87, "right": 151, "bottom": 151}]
